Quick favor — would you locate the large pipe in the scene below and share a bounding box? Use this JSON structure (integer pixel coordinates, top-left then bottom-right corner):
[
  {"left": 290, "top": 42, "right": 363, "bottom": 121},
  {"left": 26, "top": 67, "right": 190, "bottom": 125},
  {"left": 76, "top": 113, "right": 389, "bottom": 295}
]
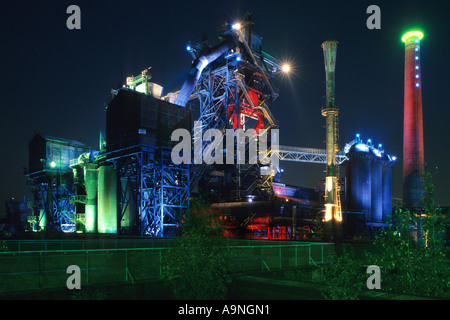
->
[
  {"left": 175, "top": 34, "right": 235, "bottom": 107},
  {"left": 321, "top": 40, "right": 340, "bottom": 223},
  {"left": 97, "top": 165, "right": 117, "bottom": 233},
  {"left": 84, "top": 162, "right": 98, "bottom": 233}
]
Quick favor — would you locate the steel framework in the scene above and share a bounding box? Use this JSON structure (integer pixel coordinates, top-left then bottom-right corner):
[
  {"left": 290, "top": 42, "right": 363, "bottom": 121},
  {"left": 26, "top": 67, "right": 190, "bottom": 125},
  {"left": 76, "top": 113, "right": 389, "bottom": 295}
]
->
[
  {"left": 275, "top": 145, "right": 348, "bottom": 164},
  {"left": 26, "top": 171, "right": 77, "bottom": 232},
  {"left": 186, "top": 28, "right": 281, "bottom": 200},
  {"left": 105, "top": 146, "right": 189, "bottom": 237}
]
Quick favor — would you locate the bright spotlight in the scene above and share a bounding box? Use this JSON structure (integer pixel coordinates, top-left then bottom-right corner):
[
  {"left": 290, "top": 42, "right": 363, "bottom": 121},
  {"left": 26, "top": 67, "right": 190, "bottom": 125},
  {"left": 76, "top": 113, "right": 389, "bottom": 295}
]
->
[
  {"left": 282, "top": 64, "right": 291, "bottom": 73},
  {"left": 232, "top": 22, "right": 241, "bottom": 30},
  {"left": 50, "top": 161, "right": 56, "bottom": 168}
]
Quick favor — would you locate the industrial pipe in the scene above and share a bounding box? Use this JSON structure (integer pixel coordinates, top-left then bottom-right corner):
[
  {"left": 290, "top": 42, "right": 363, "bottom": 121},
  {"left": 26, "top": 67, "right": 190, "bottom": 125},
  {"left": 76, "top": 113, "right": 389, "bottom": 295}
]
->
[
  {"left": 321, "top": 40, "right": 340, "bottom": 223},
  {"left": 175, "top": 34, "right": 235, "bottom": 107}
]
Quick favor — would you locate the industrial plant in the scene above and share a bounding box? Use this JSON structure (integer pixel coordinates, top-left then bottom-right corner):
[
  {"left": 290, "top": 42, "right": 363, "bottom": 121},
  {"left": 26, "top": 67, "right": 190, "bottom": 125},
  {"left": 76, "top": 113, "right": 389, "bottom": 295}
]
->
[{"left": 22, "top": 15, "right": 419, "bottom": 242}]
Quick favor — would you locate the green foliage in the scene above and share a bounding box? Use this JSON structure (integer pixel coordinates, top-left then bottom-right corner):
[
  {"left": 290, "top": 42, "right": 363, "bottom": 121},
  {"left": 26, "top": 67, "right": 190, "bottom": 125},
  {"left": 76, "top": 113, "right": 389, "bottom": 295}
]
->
[
  {"left": 0, "top": 240, "right": 8, "bottom": 252},
  {"left": 161, "top": 195, "right": 234, "bottom": 300},
  {"left": 368, "top": 168, "right": 450, "bottom": 298},
  {"left": 321, "top": 248, "right": 366, "bottom": 300}
]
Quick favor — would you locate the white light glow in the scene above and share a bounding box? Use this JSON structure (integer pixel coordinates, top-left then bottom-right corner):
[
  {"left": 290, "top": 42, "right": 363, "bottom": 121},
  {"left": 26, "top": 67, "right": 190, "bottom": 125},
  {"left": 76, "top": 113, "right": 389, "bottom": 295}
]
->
[
  {"left": 355, "top": 143, "right": 370, "bottom": 152},
  {"left": 282, "top": 64, "right": 291, "bottom": 73},
  {"left": 232, "top": 23, "right": 241, "bottom": 30},
  {"left": 326, "top": 176, "right": 333, "bottom": 192},
  {"left": 373, "top": 148, "right": 382, "bottom": 157}
]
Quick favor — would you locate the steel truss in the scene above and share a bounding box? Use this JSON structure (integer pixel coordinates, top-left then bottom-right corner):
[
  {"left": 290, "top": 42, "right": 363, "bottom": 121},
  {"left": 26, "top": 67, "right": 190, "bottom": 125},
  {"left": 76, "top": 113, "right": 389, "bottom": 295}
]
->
[
  {"left": 191, "top": 57, "right": 278, "bottom": 200},
  {"left": 275, "top": 145, "right": 348, "bottom": 165},
  {"left": 108, "top": 146, "right": 189, "bottom": 237},
  {"left": 27, "top": 171, "right": 77, "bottom": 232}
]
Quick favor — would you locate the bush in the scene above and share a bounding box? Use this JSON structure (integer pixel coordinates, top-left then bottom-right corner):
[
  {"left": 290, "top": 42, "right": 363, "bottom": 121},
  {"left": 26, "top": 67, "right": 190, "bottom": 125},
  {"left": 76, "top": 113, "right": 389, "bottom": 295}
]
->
[
  {"left": 321, "top": 248, "right": 366, "bottom": 300},
  {"left": 161, "top": 195, "right": 234, "bottom": 300},
  {"left": 367, "top": 168, "right": 450, "bottom": 298}
]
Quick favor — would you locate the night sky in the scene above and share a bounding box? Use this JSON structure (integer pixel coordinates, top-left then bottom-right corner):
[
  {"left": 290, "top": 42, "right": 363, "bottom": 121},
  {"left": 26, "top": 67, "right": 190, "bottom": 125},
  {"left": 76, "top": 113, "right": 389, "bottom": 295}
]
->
[{"left": 1, "top": 0, "right": 450, "bottom": 217}]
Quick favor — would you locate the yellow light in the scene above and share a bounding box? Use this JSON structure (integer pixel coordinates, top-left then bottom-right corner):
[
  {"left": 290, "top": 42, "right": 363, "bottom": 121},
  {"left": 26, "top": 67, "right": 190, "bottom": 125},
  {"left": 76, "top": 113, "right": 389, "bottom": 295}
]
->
[
  {"left": 334, "top": 207, "right": 342, "bottom": 222},
  {"left": 50, "top": 161, "right": 56, "bottom": 168},
  {"left": 324, "top": 204, "right": 333, "bottom": 222},
  {"left": 326, "top": 176, "right": 333, "bottom": 192},
  {"left": 282, "top": 64, "right": 291, "bottom": 73},
  {"left": 402, "top": 31, "right": 424, "bottom": 43}
]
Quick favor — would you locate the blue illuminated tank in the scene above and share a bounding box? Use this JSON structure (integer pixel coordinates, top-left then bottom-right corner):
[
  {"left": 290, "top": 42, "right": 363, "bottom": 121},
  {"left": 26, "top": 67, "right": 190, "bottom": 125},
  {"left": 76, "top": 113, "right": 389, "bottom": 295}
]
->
[{"left": 343, "top": 135, "right": 396, "bottom": 230}]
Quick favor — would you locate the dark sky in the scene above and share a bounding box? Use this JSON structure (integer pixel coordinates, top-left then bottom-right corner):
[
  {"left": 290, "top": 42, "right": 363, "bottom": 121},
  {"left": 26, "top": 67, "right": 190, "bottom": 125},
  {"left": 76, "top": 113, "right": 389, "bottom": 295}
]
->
[{"left": 1, "top": 0, "right": 450, "bottom": 215}]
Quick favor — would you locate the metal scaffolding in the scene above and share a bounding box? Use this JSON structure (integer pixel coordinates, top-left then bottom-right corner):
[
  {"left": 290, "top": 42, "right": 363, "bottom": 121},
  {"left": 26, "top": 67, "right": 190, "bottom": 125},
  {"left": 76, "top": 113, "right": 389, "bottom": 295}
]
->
[
  {"left": 27, "top": 171, "right": 77, "bottom": 232},
  {"left": 184, "top": 19, "right": 282, "bottom": 201},
  {"left": 104, "top": 146, "right": 189, "bottom": 237}
]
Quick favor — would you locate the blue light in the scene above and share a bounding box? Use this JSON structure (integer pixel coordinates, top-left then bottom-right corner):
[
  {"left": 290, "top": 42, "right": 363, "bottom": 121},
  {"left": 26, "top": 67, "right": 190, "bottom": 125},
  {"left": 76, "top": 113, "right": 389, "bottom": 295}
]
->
[
  {"left": 415, "top": 74, "right": 419, "bottom": 79},
  {"left": 415, "top": 56, "right": 419, "bottom": 60},
  {"left": 416, "top": 83, "right": 420, "bottom": 87},
  {"left": 186, "top": 45, "right": 191, "bottom": 51},
  {"left": 356, "top": 133, "right": 360, "bottom": 138},
  {"left": 236, "top": 56, "right": 241, "bottom": 62},
  {"left": 373, "top": 149, "right": 382, "bottom": 157},
  {"left": 355, "top": 143, "right": 370, "bottom": 152},
  {"left": 367, "top": 139, "right": 372, "bottom": 144},
  {"left": 378, "top": 143, "right": 382, "bottom": 148},
  {"left": 415, "top": 39, "right": 419, "bottom": 43},
  {"left": 415, "top": 66, "right": 419, "bottom": 70},
  {"left": 415, "top": 47, "right": 419, "bottom": 52}
]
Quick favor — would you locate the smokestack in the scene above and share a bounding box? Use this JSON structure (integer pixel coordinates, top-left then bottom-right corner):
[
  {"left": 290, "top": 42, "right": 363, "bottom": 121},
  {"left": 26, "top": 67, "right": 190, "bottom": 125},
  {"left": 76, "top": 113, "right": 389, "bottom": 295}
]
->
[
  {"left": 401, "top": 31, "right": 425, "bottom": 208},
  {"left": 321, "top": 40, "right": 342, "bottom": 225}
]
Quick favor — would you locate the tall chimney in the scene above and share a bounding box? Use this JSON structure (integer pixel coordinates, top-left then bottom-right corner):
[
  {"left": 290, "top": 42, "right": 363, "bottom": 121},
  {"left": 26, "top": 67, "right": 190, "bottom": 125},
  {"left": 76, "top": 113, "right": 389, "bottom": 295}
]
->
[
  {"left": 402, "top": 31, "right": 425, "bottom": 208},
  {"left": 321, "top": 40, "right": 342, "bottom": 225}
]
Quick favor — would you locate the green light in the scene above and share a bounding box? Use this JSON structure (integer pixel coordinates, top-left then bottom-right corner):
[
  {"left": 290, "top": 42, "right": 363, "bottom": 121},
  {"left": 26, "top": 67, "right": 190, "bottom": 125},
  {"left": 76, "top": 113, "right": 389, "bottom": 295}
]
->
[{"left": 402, "top": 31, "right": 424, "bottom": 43}]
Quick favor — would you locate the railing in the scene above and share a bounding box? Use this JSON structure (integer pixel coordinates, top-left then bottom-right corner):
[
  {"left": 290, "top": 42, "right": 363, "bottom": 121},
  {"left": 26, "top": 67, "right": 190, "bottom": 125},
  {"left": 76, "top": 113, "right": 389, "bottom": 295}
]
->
[{"left": 0, "top": 240, "right": 333, "bottom": 296}]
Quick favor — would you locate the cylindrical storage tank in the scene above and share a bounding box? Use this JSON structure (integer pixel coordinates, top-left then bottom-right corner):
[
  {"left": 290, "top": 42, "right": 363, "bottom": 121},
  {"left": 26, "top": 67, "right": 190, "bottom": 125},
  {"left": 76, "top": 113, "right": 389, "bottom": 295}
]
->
[
  {"left": 120, "top": 179, "right": 137, "bottom": 231},
  {"left": 84, "top": 163, "right": 98, "bottom": 233},
  {"left": 382, "top": 163, "right": 393, "bottom": 221},
  {"left": 39, "top": 209, "right": 47, "bottom": 230},
  {"left": 371, "top": 160, "right": 383, "bottom": 222},
  {"left": 98, "top": 165, "right": 117, "bottom": 233},
  {"left": 345, "top": 139, "right": 395, "bottom": 226},
  {"left": 345, "top": 145, "right": 372, "bottom": 219},
  {"left": 362, "top": 155, "right": 372, "bottom": 222}
]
